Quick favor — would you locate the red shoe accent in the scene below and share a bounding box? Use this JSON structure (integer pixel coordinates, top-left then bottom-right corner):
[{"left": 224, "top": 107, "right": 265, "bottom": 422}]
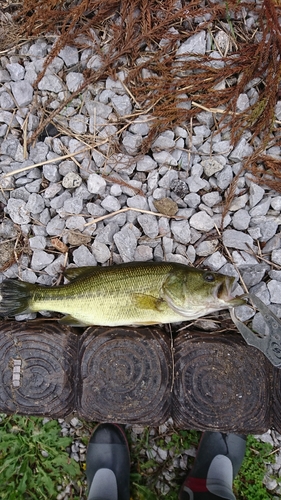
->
[{"left": 185, "top": 477, "right": 208, "bottom": 493}]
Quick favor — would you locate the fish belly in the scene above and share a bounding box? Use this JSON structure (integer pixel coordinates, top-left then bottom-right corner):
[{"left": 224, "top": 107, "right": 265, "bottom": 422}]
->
[
  {"left": 30, "top": 264, "right": 188, "bottom": 326},
  {"left": 31, "top": 289, "right": 186, "bottom": 326}
]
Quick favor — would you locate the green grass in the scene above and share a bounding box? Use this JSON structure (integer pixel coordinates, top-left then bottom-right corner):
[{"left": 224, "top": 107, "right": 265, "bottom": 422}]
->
[
  {"left": 129, "top": 427, "right": 201, "bottom": 500},
  {"left": 0, "top": 414, "right": 81, "bottom": 500},
  {"left": 234, "top": 435, "right": 278, "bottom": 500},
  {"left": 129, "top": 429, "right": 279, "bottom": 500},
  {"left": 0, "top": 415, "right": 279, "bottom": 499}
]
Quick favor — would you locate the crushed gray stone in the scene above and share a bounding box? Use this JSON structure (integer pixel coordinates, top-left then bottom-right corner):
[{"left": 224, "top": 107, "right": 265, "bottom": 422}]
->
[
  {"left": 1, "top": 26, "right": 281, "bottom": 497},
  {"left": 106, "top": 153, "right": 136, "bottom": 175},
  {"left": 235, "top": 305, "right": 255, "bottom": 322},
  {"left": 249, "top": 197, "right": 271, "bottom": 217},
  {"left": 87, "top": 173, "right": 106, "bottom": 194},
  {"left": 240, "top": 264, "right": 269, "bottom": 288},
  {"left": 201, "top": 191, "right": 221, "bottom": 207},
  {"left": 176, "top": 31, "right": 206, "bottom": 56},
  {"left": 111, "top": 94, "right": 132, "bottom": 116},
  {"left": 38, "top": 74, "right": 64, "bottom": 92},
  {"left": 101, "top": 195, "right": 121, "bottom": 212},
  {"left": 259, "top": 220, "right": 278, "bottom": 242},
  {"left": 249, "top": 183, "right": 265, "bottom": 207},
  {"left": 232, "top": 250, "right": 258, "bottom": 265},
  {"left": 134, "top": 245, "right": 153, "bottom": 261},
  {"left": 91, "top": 240, "right": 111, "bottom": 263},
  {"left": 229, "top": 194, "right": 248, "bottom": 212},
  {"left": 29, "top": 236, "right": 47, "bottom": 250},
  {"left": 46, "top": 215, "right": 65, "bottom": 236},
  {"left": 216, "top": 165, "right": 233, "bottom": 190},
  {"left": 63, "top": 197, "right": 83, "bottom": 214},
  {"left": 153, "top": 151, "right": 178, "bottom": 167},
  {"left": 204, "top": 251, "right": 227, "bottom": 271},
  {"left": 50, "top": 191, "right": 71, "bottom": 210},
  {"left": 129, "top": 116, "right": 151, "bottom": 136},
  {"left": 31, "top": 250, "right": 55, "bottom": 271},
  {"left": 170, "top": 220, "right": 190, "bottom": 244},
  {"left": 229, "top": 137, "right": 253, "bottom": 161},
  {"left": 269, "top": 270, "right": 281, "bottom": 281},
  {"left": 184, "top": 193, "right": 200, "bottom": 208},
  {"left": 223, "top": 229, "right": 254, "bottom": 250},
  {"left": 95, "top": 222, "right": 119, "bottom": 245},
  {"left": 271, "top": 196, "right": 281, "bottom": 211},
  {"left": 186, "top": 175, "right": 209, "bottom": 192},
  {"left": 72, "top": 245, "right": 97, "bottom": 267},
  {"left": 6, "top": 198, "right": 30, "bottom": 224},
  {"left": 66, "top": 216, "right": 85, "bottom": 231},
  {"left": 137, "top": 214, "right": 159, "bottom": 238},
  {"left": 189, "top": 212, "right": 214, "bottom": 232},
  {"left": 59, "top": 46, "right": 79, "bottom": 66},
  {"left": 113, "top": 226, "right": 138, "bottom": 262},
  {"left": 0, "top": 69, "right": 11, "bottom": 82},
  {"left": 11, "top": 80, "right": 33, "bottom": 107},
  {"left": 0, "top": 110, "right": 18, "bottom": 126},
  {"left": 232, "top": 209, "right": 251, "bottom": 230},
  {"left": 250, "top": 282, "right": 270, "bottom": 305},
  {"left": 62, "top": 172, "right": 82, "bottom": 189},
  {"left": 268, "top": 280, "right": 281, "bottom": 304},
  {"left": 201, "top": 158, "right": 224, "bottom": 177},
  {"left": 127, "top": 195, "right": 149, "bottom": 211},
  {"left": 69, "top": 114, "right": 87, "bottom": 134},
  {"left": 236, "top": 93, "right": 250, "bottom": 111},
  {"left": 122, "top": 133, "right": 142, "bottom": 155},
  {"left": 196, "top": 240, "right": 218, "bottom": 257},
  {"left": 159, "top": 170, "right": 178, "bottom": 189},
  {"left": 152, "top": 134, "right": 175, "bottom": 150}
]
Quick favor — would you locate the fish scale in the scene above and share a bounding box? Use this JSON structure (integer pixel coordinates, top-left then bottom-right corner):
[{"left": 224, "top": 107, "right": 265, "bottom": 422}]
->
[
  {"left": 0, "top": 262, "right": 244, "bottom": 326},
  {"left": 31, "top": 263, "right": 177, "bottom": 325}
]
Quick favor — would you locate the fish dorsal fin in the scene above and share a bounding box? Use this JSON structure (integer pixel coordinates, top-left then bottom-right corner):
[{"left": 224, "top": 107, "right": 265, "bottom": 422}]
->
[
  {"left": 133, "top": 293, "right": 165, "bottom": 312},
  {"left": 64, "top": 266, "right": 98, "bottom": 282}
]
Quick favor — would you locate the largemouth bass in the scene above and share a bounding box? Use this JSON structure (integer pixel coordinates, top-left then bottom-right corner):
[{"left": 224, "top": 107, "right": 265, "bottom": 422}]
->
[{"left": 0, "top": 262, "right": 244, "bottom": 326}]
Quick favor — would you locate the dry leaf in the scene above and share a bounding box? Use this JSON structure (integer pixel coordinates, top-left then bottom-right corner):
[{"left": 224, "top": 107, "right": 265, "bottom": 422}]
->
[
  {"left": 51, "top": 238, "right": 68, "bottom": 253},
  {"left": 67, "top": 232, "right": 92, "bottom": 246}
]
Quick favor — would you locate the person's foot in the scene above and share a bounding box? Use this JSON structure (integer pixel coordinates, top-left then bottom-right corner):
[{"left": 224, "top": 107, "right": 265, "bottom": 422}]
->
[
  {"left": 86, "top": 423, "right": 130, "bottom": 500},
  {"left": 179, "top": 432, "right": 246, "bottom": 500}
]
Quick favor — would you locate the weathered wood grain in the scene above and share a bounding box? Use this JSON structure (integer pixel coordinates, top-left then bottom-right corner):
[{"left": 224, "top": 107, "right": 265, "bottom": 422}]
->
[
  {"left": 272, "top": 368, "right": 281, "bottom": 433},
  {"left": 0, "top": 321, "right": 77, "bottom": 417},
  {"left": 78, "top": 326, "right": 172, "bottom": 424},
  {"left": 0, "top": 322, "right": 278, "bottom": 431},
  {"left": 172, "top": 332, "right": 273, "bottom": 432}
]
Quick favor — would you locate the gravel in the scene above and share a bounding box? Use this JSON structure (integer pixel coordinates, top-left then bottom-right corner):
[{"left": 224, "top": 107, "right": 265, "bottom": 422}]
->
[{"left": 1, "top": 4, "right": 281, "bottom": 498}]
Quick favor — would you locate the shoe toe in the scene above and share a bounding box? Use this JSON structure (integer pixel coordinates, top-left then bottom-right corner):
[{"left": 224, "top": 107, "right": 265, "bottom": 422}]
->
[{"left": 86, "top": 424, "right": 130, "bottom": 500}]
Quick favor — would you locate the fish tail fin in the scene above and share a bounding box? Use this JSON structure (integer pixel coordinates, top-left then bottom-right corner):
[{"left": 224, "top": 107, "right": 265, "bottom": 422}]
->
[{"left": 0, "top": 279, "right": 35, "bottom": 317}]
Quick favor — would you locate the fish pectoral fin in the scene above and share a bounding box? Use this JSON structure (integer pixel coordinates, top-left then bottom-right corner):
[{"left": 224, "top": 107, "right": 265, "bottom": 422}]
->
[
  {"left": 133, "top": 293, "right": 165, "bottom": 312},
  {"left": 59, "top": 315, "right": 88, "bottom": 327},
  {"left": 63, "top": 266, "right": 98, "bottom": 282}
]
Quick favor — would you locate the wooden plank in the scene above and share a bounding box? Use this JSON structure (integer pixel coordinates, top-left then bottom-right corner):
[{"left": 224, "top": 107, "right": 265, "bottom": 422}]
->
[
  {"left": 77, "top": 326, "right": 172, "bottom": 424},
  {"left": 172, "top": 331, "right": 272, "bottom": 432},
  {"left": 0, "top": 322, "right": 277, "bottom": 431},
  {"left": 272, "top": 368, "right": 281, "bottom": 433},
  {"left": 0, "top": 321, "right": 77, "bottom": 417}
]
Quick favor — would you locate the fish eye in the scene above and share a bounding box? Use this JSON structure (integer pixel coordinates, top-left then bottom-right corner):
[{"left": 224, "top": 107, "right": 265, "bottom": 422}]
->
[{"left": 203, "top": 272, "right": 215, "bottom": 283}]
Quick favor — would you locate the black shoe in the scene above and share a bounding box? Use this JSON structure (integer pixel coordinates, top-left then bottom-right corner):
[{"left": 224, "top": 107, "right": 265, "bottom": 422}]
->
[
  {"left": 179, "top": 432, "right": 246, "bottom": 500},
  {"left": 86, "top": 423, "right": 130, "bottom": 500}
]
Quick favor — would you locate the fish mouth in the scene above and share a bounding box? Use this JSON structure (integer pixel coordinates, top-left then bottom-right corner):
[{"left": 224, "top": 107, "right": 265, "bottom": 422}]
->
[{"left": 216, "top": 278, "right": 246, "bottom": 307}]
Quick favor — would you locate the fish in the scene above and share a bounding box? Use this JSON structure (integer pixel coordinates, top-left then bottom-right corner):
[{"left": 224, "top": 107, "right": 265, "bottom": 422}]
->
[{"left": 0, "top": 261, "right": 244, "bottom": 327}]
